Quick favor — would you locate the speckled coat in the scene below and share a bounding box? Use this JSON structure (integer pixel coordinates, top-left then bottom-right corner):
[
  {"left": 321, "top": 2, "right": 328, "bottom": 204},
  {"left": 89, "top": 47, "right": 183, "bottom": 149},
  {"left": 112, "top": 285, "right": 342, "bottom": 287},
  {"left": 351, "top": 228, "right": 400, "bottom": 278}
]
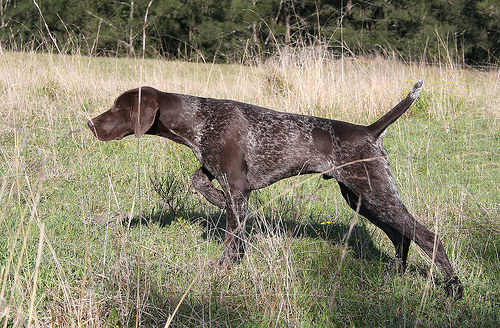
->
[{"left": 88, "top": 81, "right": 463, "bottom": 298}]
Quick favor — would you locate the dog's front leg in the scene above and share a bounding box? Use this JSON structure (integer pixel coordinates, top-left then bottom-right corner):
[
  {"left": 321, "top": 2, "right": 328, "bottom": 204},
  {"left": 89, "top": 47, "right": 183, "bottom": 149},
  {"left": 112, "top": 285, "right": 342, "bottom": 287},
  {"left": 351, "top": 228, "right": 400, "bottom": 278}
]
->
[
  {"left": 218, "top": 190, "right": 250, "bottom": 266},
  {"left": 192, "top": 167, "right": 248, "bottom": 265},
  {"left": 191, "top": 167, "right": 225, "bottom": 209}
]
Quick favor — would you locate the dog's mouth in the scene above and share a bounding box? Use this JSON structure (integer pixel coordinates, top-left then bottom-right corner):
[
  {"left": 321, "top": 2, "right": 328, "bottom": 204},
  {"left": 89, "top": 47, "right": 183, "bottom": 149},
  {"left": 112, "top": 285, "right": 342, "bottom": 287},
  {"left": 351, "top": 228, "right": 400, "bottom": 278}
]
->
[
  {"left": 87, "top": 120, "right": 133, "bottom": 141},
  {"left": 87, "top": 120, "right": 110, "bottom": 141},
  {"left": 87, "top": 120, "right": 107, "bottom": 140}
]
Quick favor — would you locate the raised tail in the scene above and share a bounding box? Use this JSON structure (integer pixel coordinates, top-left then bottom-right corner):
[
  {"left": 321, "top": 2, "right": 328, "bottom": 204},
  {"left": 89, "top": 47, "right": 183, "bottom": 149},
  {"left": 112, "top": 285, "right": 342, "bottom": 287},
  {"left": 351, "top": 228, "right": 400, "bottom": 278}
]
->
[{"left": 368, "top": 80, "right": 423, "bottom": 139}]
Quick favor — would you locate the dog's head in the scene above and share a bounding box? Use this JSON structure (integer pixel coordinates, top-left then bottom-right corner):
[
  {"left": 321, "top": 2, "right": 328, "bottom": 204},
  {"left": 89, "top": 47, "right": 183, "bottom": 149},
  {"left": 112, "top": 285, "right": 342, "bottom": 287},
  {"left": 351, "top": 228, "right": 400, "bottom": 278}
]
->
[{"left": 88, "top": 86, "right": 159, "bottom": 141}]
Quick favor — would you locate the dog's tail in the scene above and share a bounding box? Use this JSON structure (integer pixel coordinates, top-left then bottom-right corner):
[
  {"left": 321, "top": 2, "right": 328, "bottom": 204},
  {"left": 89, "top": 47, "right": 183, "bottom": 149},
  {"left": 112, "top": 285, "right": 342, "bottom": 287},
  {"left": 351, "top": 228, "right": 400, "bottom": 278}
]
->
[{"left": 368, "top": 80, "right": 423, "bottom": 139}]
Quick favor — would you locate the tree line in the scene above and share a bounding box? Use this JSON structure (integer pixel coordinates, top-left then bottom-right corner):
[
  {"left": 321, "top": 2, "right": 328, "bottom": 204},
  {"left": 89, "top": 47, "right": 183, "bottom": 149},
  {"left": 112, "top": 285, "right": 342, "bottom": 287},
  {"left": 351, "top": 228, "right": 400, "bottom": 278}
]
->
[{"left": 0, "top": 0, "right": 498, "bottom": 65}]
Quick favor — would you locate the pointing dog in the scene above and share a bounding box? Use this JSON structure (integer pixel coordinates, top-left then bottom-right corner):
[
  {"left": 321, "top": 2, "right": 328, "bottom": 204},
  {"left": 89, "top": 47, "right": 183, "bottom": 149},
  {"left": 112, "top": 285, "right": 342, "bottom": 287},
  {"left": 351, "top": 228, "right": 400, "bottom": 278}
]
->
[{"left": 88, "top": 81, "right": 463, "bottom": 298}]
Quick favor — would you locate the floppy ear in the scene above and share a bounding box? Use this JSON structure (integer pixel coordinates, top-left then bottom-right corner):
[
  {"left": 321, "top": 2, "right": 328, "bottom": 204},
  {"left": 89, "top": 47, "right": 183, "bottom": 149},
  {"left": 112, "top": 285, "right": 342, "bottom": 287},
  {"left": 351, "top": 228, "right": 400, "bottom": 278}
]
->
[{"left": 130, "top": 88, "right": 159, "bottom": 138}]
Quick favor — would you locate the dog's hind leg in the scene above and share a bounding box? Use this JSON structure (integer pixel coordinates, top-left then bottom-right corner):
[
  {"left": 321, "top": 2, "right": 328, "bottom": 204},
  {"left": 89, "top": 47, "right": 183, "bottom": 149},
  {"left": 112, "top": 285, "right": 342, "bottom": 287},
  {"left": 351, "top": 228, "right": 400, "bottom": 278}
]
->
[
  {"left": 378, "top": 203, "right": 463, "bottom": 299},
  {"left": 338, "top": 181, "right": 411, "bottom": 272},
  {"left": 338, "top": 171, "right": 463, "bottom": 298}
]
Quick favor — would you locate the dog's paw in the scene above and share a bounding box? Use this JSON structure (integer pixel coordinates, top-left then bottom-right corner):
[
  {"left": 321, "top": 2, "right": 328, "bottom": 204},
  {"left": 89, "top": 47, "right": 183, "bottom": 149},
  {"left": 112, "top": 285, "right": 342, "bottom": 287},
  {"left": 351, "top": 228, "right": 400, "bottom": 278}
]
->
[
  {"left": 393, "top": 257, "right": 407, "bottom": 275},
  {"left": 445, "top": 276, "right": 464, "bottom": 300}
]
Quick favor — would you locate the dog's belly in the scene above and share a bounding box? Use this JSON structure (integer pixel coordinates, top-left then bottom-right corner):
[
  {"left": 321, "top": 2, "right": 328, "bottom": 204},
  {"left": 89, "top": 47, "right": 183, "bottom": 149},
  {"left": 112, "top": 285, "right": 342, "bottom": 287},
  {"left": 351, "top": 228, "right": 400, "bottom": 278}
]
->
[{"left": 245, "top": 150, "right": 337, "bottom": 190}]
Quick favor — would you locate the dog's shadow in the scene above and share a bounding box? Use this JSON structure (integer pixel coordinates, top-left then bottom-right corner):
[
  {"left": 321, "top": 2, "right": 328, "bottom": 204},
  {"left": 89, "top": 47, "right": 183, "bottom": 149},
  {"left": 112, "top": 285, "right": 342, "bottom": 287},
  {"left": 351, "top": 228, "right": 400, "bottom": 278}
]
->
[
  {"left": 136, "top": 174, "right": 394, "bottom": 265},
  {"left": 139, "top": 203, "right": 394, "bottom": 266}
]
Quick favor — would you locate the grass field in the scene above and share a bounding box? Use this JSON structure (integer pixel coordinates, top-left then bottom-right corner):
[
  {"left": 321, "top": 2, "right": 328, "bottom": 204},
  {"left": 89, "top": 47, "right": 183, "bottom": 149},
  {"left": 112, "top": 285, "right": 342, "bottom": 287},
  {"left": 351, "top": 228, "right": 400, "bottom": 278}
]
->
[{"left": 1, "top": 50, "right": 499, "bottom": 327}]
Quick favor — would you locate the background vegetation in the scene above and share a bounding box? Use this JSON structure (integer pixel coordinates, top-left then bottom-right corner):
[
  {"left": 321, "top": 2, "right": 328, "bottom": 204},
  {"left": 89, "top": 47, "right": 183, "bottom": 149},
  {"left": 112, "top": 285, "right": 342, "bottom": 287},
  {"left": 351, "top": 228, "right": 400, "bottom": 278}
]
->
[
  {"left": 0, "top": 1, "right": 499, "bottom": 327},
  {"left": 0, "top": 50, "right": 499, "bottom": 326},
  {"left": 0, "top": 0, "right": 499, "bottom": 65}
]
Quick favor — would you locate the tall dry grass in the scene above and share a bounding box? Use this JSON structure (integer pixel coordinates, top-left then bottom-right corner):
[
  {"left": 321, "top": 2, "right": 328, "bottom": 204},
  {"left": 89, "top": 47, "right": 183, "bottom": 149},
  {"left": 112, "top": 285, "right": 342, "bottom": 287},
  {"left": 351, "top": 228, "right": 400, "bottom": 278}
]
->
[
  {"left": 2, "top": 50, "right": 499, "bottom": 125},
  {"left": 0, "top": 50, "right": 499, "bottom": 326}
]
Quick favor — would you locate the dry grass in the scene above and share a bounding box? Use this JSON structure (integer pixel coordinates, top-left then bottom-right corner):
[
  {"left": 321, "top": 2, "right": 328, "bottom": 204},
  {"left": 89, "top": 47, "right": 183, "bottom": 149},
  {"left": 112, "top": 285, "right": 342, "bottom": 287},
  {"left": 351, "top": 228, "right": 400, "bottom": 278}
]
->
[
  {"left": 1, "top": 51, "right": 498, "bottom": 122},
  {"left": 0, "top": 50, "right": 499, "bottom": 327}
]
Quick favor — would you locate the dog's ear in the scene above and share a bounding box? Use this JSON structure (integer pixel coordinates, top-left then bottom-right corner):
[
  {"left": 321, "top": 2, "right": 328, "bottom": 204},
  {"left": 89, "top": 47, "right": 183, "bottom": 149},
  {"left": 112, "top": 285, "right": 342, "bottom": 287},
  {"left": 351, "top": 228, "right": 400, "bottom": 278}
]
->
[{"left": 129, "top": 87, "right": 159, "bottom": 138}]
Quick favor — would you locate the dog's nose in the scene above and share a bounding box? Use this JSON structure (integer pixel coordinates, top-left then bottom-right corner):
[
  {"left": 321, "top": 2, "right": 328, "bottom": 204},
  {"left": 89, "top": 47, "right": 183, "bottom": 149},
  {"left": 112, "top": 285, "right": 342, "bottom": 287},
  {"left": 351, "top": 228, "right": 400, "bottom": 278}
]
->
[{"left": 87, "top": 120, "right": 95, "bottom": 129}]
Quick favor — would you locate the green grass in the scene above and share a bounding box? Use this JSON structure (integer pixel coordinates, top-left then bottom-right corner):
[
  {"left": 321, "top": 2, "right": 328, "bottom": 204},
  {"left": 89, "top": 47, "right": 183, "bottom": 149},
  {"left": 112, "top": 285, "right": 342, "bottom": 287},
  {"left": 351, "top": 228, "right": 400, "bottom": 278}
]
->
[{"left": 0, "top": 51, "right": 499, "bottom": 327}]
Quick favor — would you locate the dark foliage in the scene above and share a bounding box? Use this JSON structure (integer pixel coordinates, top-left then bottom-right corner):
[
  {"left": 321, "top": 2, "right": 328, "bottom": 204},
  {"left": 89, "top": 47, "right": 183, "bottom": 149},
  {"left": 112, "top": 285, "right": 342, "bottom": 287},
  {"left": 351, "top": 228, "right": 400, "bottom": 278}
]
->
[{"left": 0, "top": 0, "right": 498, "bottom": 65}]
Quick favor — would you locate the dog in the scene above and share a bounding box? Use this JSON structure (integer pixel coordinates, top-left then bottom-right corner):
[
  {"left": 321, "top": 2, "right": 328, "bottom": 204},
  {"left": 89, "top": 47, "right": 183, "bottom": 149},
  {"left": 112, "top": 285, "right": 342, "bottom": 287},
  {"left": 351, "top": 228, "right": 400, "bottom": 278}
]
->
[{"left": 88, "top": 81, "right": 463, "bottom": 298}]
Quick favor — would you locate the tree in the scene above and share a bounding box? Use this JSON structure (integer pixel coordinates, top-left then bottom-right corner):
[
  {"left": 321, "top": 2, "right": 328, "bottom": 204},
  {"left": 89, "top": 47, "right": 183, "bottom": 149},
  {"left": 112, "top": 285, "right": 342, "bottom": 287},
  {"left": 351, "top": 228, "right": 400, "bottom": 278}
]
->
[{"left": 0, "top": 0, "right": 498, "bottom": 65}]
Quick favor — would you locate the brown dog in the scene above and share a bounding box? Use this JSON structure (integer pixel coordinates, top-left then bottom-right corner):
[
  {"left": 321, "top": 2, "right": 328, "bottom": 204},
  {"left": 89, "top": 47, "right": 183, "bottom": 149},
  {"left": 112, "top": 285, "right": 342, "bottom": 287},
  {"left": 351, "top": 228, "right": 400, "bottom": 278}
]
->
[{"left": 88, "top": 82, "right": 463, "bottom": 298}]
